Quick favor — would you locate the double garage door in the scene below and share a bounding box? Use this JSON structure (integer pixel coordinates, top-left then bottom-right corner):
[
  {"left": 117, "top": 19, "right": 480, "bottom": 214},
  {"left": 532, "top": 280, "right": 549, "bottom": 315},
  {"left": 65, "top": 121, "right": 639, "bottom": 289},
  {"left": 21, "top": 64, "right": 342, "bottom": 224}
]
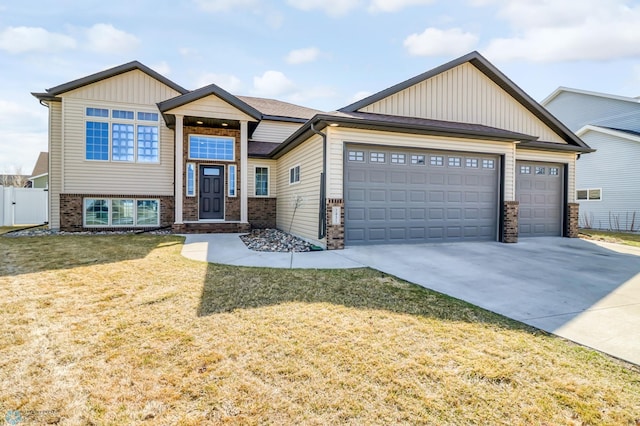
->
[
  {"left": 344, "top": 145, "right": 500, "bottom": 245},
  {"left": 344, "top": 145, "right": 566, "bottom": 245}
]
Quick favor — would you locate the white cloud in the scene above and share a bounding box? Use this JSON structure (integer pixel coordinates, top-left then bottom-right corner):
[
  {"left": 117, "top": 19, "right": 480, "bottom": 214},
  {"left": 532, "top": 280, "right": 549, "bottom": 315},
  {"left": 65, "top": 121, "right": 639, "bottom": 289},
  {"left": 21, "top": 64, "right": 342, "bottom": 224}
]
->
[
  {"left": 285, "top": 47, "right": 321, "bottom": 64},
  {"left": 479, "top": 0, "right": 640, "bottom": 62},
  {"left": 0, "top": 100, "right": 48, "bottom": 172},
  {"left": 252, "top": 71, "right": 297, "bottom": 97},
  {"left": 287, "top": 0, "right": 362, "bottom": 17},
  {"left": 404, "top": 27, "right": 478, "bottom": 56},
  {"left": 368, "top": 0, "right": 435, "bottom": 13},
  {"left": 195, "top": 0, "right": 258, "bottom": 12},
  {"left": 0, "top": 26, "right": 76, "bottom": 54},
  {"left": 151, "top": 61, "right": 171, "bottom": 76},
  {"left": 85, "top": 24, "right": 140, "bottom": 54},
  {"left": 196, "top": 73, "right": 243, "bottom": 92}
]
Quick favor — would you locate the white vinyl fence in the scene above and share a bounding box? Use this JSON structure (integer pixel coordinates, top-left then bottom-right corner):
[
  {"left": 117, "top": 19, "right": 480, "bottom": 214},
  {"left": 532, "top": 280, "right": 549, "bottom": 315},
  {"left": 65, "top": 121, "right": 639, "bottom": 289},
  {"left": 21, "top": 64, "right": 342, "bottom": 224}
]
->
[{"left": 0, "top": 186, "right": 48, "bottom": 226}]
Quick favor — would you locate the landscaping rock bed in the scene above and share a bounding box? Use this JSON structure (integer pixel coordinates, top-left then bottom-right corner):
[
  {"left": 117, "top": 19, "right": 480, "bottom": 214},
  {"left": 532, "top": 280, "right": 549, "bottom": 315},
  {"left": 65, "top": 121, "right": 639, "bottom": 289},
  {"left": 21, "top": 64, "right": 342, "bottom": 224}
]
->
[{"left": 240, "top": 228, "right": 313, "bottom": 252}]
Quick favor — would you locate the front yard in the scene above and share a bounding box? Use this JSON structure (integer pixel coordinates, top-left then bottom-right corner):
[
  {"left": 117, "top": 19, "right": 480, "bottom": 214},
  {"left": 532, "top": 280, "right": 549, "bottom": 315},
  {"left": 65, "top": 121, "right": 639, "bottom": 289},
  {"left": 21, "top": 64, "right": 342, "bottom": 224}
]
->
[{"left": 1, "top": 234, "right": 639, "bottom": 425}]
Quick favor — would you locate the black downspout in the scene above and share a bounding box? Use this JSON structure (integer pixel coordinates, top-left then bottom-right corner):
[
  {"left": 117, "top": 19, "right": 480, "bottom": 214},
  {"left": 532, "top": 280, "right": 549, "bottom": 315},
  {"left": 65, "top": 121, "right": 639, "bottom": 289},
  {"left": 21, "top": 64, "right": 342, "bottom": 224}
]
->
[{"left": 311, "top": 122, "right": 327, "bottom": 240}]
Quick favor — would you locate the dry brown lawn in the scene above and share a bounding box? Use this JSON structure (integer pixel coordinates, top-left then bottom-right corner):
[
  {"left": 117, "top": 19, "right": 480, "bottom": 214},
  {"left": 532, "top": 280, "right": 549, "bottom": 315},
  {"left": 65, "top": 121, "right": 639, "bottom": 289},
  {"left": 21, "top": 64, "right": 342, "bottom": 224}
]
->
[
  {"left": 1, "top": 234, "right": 639, "bottom": 425},
  {"left": 580, "top": 229, "right": 640, "bottom": 248}
]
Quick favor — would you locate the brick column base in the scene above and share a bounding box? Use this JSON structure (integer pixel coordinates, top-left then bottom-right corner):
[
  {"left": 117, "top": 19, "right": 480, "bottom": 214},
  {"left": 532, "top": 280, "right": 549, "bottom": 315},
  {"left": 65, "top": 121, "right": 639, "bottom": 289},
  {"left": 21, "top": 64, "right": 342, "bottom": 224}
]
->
[
  {"left": 567, "top": 203, "right": 579, "bottom": 238},
  {"left": 326, "top": 198, "right": 344, "bottom": 250},
  {"left": 503, "top": 201, "right": 519, "bottom": 243}
]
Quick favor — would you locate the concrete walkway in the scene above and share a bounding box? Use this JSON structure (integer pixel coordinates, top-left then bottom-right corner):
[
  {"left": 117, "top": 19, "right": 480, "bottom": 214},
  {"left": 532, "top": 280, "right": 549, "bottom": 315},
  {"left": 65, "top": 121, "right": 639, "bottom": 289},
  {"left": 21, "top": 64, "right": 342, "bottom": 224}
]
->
[{"left": 181, "top": 234, "right": 640, "bottom": 366}]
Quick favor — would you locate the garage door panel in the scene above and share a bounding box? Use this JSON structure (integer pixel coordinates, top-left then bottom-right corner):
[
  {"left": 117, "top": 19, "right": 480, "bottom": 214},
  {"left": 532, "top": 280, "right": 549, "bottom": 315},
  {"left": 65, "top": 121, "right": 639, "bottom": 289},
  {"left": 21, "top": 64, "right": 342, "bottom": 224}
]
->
[
  {"left": 516, "top": 161, "right": 563, "bottom": 237},
  {"left": 345, "top": 145, "right": 498, "bottom": 245}
]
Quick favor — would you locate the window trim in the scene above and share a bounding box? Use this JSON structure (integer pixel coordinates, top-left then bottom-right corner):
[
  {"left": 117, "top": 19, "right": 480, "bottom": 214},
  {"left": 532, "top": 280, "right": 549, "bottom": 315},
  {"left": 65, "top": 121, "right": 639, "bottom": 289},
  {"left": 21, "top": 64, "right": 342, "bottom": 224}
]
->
[
  {"left": 188, "top": 134, "right": 236, "bottom": 161},
  {"left": 289, "top": 165, "right": 301, "bottom": 185},
  {"left": 254, "top": 166, "right": 270, "bottom": 197},
  {"left": 83, "top": 198, "right": 160, "bottom": 227},
  {"left": 577, "top": 188, "right": 602, "bottom": 201}
]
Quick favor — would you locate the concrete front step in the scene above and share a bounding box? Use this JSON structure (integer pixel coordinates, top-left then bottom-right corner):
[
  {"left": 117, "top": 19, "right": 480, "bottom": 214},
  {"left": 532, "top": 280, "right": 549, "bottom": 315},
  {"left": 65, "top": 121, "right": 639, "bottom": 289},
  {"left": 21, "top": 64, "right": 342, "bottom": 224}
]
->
[{"left": 173, "top": 222, "right": 250, "bottom": 234}]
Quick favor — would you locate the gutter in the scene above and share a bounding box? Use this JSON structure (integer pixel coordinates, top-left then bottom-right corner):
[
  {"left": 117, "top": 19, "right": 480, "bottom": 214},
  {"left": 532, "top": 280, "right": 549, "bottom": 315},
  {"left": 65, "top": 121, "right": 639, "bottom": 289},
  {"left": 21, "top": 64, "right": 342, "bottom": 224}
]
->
[{"left": 310, "top": 122, "right": 327, "bottom": 240}]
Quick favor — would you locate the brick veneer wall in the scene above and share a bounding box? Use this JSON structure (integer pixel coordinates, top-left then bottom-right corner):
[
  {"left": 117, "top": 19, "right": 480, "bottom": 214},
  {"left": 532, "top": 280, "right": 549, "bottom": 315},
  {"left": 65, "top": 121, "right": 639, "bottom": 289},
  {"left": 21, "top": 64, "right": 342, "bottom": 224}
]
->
[
  {"left": 59, "top": 194, "right": 174, "bottom": 232},
  {"left": 567, "top": 203, "right": 579, "bottom": 238},
  {"left": 182, "top": 126, "right": 241, "bottom": 222},
  {"left": 326, "top": 198, "right": 344, "bottom": 250},
  {"left": 248, "top": 197, "right": 277, "bottom": 229},
  {"left": 503, "top": 201, "right": 519, "bottom": 243}
]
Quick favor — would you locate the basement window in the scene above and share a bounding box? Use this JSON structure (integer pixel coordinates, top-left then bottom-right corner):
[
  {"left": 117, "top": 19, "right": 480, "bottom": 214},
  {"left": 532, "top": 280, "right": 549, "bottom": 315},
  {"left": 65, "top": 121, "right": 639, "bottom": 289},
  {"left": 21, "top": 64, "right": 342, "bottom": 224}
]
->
[{"left": 577, "top": 189, "right": 601, "bottom": 201}]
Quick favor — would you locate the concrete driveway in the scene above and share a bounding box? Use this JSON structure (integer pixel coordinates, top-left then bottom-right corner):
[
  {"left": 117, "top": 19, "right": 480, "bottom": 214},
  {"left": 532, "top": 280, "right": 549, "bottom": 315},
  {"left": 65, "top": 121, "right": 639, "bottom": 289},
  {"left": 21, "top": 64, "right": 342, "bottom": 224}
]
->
[{"left": 335, "top": 237, "right": 640, "bottom": 366}]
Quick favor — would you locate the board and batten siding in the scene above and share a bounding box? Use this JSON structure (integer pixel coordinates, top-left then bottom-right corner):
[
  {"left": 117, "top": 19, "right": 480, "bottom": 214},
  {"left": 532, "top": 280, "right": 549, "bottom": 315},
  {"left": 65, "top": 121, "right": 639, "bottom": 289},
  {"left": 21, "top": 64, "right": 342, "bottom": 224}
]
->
[
  {"left": 545, "top": 91, "right": 640, "bottom": 133},
  {"left": 515, "top": 149, "right": 577, "bottom": 203},
  {"left": 359, "top": 62, "right": 566, "bottom": 144},
  {"left": 576, "top": 131, "right": 640, "bottom": 230},
  {"left": 252, "top": 121, "right": 302, "bottom": 143},
  {"left": 49, "top": 101, "right": 63, "bottom": 229},
  {"left": 247, "top": 159, "right": 277, "bottom": 197},
  {"left": 64, "top": 69, "right": 182, "bottom": 105},
  {"left": 61, "top": 99, "right": 175, "bottom": 194},
  {"left": 326, "top": 127, "right": 518, "bottom": 201},
  {"left": 275, "top": 135, "right": 323, "bottom": 245},
  {"left": 165, "top": 94, "right": 255, "bottom": 122}
]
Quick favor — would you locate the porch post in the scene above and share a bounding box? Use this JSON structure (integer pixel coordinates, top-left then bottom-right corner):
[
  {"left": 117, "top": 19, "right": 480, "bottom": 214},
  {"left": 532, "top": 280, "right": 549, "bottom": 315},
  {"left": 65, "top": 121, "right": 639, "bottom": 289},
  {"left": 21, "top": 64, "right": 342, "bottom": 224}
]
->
[
  {"left": 175, "top": 114, "right": 184, "bottom": 224},
  {"left": 240, "top": 120, "right": 248, "bottom": 223}
]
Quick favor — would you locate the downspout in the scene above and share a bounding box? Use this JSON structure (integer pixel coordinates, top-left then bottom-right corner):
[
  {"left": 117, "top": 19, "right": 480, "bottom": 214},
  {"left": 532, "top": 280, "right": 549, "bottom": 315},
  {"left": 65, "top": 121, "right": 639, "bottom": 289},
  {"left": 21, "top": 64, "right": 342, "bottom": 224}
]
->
[{"left": 310, "top": 122, "right": 327, "bottom": 240}]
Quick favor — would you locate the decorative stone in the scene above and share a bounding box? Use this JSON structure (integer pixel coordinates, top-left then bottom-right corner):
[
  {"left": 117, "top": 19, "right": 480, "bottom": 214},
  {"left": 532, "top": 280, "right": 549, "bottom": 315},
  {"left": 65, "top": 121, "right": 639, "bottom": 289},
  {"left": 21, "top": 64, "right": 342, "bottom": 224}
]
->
[{"left": 239, "top": 228, "right": 312, "bottom": 252}]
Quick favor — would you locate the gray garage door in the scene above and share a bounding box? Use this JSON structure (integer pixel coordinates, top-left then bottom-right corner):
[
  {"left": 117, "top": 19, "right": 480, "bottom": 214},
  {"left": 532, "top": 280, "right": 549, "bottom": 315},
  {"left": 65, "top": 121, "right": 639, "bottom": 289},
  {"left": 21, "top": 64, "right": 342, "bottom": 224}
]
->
[
  {"left": 516, "top": 161, "right": 564, "bottom": 237},
  {"left": 344, "top": 145, "right": 499, "bottom": 245}
]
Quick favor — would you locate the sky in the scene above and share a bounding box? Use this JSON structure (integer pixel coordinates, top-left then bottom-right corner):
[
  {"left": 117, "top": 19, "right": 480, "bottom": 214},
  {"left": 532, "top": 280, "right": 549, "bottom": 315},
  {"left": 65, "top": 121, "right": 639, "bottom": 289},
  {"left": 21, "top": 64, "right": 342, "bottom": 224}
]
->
[{"left": 2, "top": 0, "right": 640, "bottom": 174}]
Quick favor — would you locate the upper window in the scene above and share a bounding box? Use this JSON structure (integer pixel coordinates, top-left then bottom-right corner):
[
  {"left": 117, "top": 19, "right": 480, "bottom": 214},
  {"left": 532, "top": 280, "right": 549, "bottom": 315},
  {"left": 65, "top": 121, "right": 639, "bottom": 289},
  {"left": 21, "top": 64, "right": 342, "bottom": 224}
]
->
[
  {"left": 85, "top": 107, "right": 159, "bottom": 163},
  {"left": 577, "top": 188, "right": 601, "bottom": 201},
  {"left": 289, "top": 165, "right": 300, "bottom": 184},
  {"left": 189, "top": 135, "right": 235, "bottom": 161},
  {"left": 255, "top": 167, "right": 269, "bottom": 196},
  {"left": 138, "top": 112, "right": 159, "bottom": 121}
]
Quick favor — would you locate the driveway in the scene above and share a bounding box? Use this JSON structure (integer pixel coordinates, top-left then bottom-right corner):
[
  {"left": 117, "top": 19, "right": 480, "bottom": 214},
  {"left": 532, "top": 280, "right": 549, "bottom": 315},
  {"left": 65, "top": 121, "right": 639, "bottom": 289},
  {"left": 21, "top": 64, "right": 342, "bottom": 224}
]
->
[{"left": 335, "top": 237, "right": 640, "bottom": 366}]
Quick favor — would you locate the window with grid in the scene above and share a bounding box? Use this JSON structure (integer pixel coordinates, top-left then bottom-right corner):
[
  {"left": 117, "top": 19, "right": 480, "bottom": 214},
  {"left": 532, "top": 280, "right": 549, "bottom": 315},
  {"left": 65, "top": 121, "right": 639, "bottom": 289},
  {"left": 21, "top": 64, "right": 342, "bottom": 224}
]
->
[
  {"left": 189, "top": 135, "right": 235, "bottom": 160},
  {"left": 255, "top": 167, "right": 269, "bottom": 196}
]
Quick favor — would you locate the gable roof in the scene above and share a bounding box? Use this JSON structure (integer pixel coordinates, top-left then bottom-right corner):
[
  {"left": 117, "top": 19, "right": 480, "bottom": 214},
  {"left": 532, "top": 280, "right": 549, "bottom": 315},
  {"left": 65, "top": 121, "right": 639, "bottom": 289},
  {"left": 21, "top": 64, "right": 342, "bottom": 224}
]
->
[
  {"left": 30, "top": 152, "right": 48, "bottom": 178},
  {"left": 339, "top": 51, "right": 589, "bottom": 150},
  {"left": 32, "top": 61, "right": 187, "bottom": 101},
  {"left": 577, "top": 125, "right": 640, "bottom": 143},
  {"left": 542, "top": 87, "right": 640, "bottom": 106},
  {"left": 237, "top": 96, "right": 322, "bottom": 122},
  {"left": 157, "top": 83, "right": 262, "bottom": 123}
]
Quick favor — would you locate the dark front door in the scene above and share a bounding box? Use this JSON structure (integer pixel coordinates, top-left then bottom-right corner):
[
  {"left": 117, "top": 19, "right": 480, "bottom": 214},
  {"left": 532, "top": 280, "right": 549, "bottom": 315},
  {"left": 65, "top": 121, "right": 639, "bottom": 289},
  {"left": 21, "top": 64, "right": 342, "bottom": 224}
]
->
[{"left": 200, "top": 166, "right": 224, "bottom": 219}]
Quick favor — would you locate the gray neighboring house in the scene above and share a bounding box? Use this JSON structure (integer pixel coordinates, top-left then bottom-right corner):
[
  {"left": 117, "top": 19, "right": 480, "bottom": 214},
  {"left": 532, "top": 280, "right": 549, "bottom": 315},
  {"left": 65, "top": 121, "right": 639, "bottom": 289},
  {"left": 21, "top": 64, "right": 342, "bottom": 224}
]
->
[
  {"left": 543, "top": 88, "right": 640, "bottom": 232},
  {"left": 29, "top": 152, "right": 49, "bottom": 189}
]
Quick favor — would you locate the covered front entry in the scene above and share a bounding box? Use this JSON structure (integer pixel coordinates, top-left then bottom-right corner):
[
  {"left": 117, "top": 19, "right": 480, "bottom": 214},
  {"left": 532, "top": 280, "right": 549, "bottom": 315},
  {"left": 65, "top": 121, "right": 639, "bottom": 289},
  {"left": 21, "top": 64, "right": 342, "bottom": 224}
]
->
[
  {"left": 516, "top": 161, "right": 564, "bottom": 237},
  {"left": 199, "top": 165, "right": 224, "bottom": 220},
  {"left": 344, "top": 144, "right": 500, "bottom": 245}
]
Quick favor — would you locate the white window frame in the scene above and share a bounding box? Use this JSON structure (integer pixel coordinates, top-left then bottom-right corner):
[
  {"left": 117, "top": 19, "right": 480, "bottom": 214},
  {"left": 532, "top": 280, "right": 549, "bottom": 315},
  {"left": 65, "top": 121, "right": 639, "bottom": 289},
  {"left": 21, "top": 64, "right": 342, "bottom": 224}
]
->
[
  {"left": 254, "top": 166, "right": 270, "bottom": 197},
  {"left": 228, "top": 165, "right": 237, "bottom": 197},
  {"left": 186, "top": 163, "right": 196, "bottom": 197},
  {"left": 289, "top": 165, "right": 301, "bottom": 185},
  {"left": 577, "top": 188, "right": 602, "bottom": 201},
  {"left": 83, "top": 198, "right": 160, "bottom": 227}
]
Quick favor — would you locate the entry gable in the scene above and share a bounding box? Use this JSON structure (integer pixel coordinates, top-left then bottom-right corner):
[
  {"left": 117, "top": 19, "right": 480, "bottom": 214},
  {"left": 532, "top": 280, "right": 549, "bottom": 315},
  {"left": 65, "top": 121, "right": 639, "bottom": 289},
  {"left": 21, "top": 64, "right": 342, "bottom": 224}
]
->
[{"left": 340, "top": 51, "right": 588, "bottom": 148}]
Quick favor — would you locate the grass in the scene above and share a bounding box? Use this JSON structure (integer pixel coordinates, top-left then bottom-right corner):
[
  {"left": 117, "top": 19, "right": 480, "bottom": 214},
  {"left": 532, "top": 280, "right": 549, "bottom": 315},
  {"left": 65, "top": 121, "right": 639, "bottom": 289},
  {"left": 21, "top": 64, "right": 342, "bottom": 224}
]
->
[
  {"left": 580, "top": 229, "right": 640, "bottom": 248},
  {"left": 1, "top": 234, "right": 639, "bottom": 425}
]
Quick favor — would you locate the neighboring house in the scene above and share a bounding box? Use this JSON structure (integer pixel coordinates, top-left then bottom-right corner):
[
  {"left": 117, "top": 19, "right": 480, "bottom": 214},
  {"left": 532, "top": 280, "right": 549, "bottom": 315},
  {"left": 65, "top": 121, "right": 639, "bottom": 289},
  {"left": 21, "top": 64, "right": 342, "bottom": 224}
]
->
[
  {"left": 33, "top": 51, "right": 591, "bottom": 249},
  {"left": 543, "top": 88, "right": 640, "bottom": 232},
  {"left": 29, "top": 152, "right": 49, "bottom": 189}
]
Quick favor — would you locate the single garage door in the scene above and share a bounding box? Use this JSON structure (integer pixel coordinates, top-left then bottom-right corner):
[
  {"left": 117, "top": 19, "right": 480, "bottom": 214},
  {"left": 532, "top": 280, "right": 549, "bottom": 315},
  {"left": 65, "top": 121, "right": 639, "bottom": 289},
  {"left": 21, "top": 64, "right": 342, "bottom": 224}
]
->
[
  {"left": 516, "top": 161, "right": 564, "bottom": 237},
  {"left": 345, "top": 145, "right": 500, "bottom": 245}
]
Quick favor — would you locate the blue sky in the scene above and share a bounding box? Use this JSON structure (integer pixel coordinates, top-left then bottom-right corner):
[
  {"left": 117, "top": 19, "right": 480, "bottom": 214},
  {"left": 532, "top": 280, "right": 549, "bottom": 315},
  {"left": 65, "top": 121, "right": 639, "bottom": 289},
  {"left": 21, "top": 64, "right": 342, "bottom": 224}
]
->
[{"left": 2, "top": 0, "right": 640, "bottom": 174}]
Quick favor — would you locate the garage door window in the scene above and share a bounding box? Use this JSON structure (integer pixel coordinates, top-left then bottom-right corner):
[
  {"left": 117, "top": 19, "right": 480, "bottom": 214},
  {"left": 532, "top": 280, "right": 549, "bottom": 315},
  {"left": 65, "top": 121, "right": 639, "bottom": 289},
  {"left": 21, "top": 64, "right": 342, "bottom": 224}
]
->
[
  {"left": 391, "top": 153, "right": 406, "bottom": 164},
  {"left": 535, "top": 167, "right": 546, "bottom": 175},
  {"left": 411, "top": 155, "right": 425, "bottom": 165},
  {"left": 466, "top": 158, "right": 478, "bottom": 168},
  {"left": 520, "top": 165, "right": 531, "bottom": 174},
  {"left": 430, "top": 155, "right": 444, "bottom": 166},
  {"left": 370, "top": 152, "right": 385, "bottom": 163},
  {"left": 448, "top": 157, "right": 461, "bottom": 167},
  {"left": 550, "top": 167, "right": 559, "bottom": 176},
  {"left": 348, "top": 151, "right": 364, "bottom": 162},
  {"left": 483, "top": 159, "right": 495, "bottom": 169}
]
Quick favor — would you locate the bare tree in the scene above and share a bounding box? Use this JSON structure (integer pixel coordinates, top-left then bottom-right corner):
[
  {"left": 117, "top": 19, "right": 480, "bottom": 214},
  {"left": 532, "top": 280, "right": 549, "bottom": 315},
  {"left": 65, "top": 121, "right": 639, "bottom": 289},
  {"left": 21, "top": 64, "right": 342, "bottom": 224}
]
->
[
  {"left": 11, "top": 167, "right": 28, "bottom": 188},
  {"left": 0, "top": 172, "right": 9, "bottom": 187}
]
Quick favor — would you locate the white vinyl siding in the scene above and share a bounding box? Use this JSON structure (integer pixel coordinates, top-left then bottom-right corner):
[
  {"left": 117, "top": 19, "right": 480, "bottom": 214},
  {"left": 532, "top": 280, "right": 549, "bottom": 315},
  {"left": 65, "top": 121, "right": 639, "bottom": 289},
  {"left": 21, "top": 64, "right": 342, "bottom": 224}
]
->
[
  {"left": 252, "top": 120, "right": 302, "bottom": 143},
  {"left": 164, "top": 94, "right": 255, "bottom": 122},
  {"left": 359, "top": 62, "right": 566, "bottom": 144},
  {"left": 516, "top": 149, "right": 576, "bottom": 202},
  {"left": 576, "top": 130, "right": 640, "bottom": 231},
  {"left": 247, "top": 159, "right": 277, "bottom": 197},
  {"left": 48, "top": 101, "right": 63, "bottom": 229},
  {"left": 326, "top": 126, "right": 517, "bottom": 201},
  {"left": 276, "top": 135, "right": 323, "bottom": 245}
]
